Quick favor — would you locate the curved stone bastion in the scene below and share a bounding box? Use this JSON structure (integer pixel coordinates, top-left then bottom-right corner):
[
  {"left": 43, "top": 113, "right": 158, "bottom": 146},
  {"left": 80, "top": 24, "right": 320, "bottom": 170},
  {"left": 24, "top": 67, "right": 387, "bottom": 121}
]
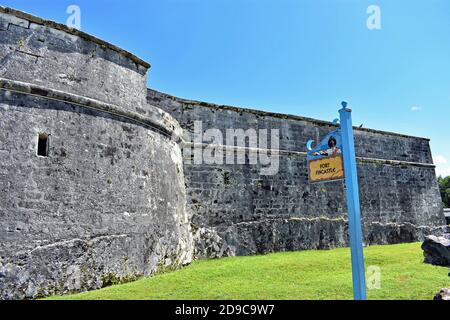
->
[{"left": 0, "top": 7, "right": 192, "bottom": 299}]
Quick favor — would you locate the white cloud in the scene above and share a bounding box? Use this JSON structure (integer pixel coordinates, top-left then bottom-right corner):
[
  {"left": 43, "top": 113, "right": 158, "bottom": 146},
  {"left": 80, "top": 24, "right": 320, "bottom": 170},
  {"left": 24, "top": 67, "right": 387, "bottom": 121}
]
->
[
  {"left": 434, "top": 155, "right": 450, "bottom": 177},
  {"left": 411, "top": 106, "right": 421, "bottom": 111},
  {"left": 434, "top": 155, "right": 448, "bottom": 166}
]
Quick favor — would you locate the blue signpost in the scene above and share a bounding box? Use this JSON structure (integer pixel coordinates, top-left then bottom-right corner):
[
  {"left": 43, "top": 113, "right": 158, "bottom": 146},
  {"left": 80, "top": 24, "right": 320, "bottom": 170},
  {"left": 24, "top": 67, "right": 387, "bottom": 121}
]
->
[
  {"left": 306, "top": 101, "right": 367, "bottom": 300},
  {"left": 339, "top": 102, "right": 367, "bottom": 300}
]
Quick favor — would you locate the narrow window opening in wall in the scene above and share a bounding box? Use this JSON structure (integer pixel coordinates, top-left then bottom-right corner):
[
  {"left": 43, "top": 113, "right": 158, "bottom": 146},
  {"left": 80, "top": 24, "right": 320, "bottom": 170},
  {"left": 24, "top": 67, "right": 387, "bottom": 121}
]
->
[{"left": 37, "top": 133, "right": 49, "bottom": 157}]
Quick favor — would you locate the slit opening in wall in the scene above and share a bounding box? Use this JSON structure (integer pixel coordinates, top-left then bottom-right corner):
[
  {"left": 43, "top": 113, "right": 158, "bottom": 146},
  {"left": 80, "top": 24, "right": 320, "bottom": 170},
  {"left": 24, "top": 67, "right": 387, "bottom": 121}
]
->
[{"left": 37, "top": 133, "right": 49, "bottom": 157}]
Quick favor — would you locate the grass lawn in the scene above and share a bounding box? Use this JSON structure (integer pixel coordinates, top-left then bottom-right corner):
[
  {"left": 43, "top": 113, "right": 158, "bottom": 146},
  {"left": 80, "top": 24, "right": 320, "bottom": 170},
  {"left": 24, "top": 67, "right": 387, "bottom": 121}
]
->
[{"left": 48, "top": 242, "right": 449, "bottom": 300}]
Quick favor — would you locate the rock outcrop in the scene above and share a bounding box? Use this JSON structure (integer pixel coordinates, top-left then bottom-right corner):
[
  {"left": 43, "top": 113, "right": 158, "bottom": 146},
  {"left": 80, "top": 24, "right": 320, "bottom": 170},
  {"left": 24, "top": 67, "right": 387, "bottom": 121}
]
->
[
  {"left": 422, "top": 234, "right": 450, "bottom": 267},
  {"left": 434, "top": 287, "right": 450, "bottom": 300}
]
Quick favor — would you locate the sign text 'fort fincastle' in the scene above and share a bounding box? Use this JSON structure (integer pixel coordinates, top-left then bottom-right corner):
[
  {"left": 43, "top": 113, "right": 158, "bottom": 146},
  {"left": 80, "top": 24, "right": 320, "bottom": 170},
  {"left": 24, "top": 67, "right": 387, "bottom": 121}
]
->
[{"left": 306, "top": 130, "right": 345, "bottom": 183}]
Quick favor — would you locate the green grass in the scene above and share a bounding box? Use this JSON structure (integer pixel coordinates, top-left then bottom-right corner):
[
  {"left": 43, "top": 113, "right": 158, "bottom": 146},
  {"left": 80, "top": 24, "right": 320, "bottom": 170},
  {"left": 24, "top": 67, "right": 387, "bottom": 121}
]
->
[{"left": 48, "top": 243, "right": 449, "bottom": 300}]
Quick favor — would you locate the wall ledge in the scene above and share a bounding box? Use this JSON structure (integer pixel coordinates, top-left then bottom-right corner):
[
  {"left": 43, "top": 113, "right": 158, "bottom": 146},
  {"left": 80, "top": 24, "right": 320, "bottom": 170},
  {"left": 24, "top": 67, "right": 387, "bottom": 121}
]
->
[
  {"left": 182, "top": 141, "right": 436, "bottom": 168},
  {"left": 0, "top": 77, "right": 182, "bottom": 142},
  {"left": 148, "top": 88, "right": 431, "bottom": 142}
]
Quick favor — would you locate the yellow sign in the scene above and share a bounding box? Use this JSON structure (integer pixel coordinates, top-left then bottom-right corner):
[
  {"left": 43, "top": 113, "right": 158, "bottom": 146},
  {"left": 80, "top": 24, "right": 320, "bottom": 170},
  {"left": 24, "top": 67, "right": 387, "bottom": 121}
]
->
[{"left": 308, "top": 155, "right": 345, "bottom": 183}]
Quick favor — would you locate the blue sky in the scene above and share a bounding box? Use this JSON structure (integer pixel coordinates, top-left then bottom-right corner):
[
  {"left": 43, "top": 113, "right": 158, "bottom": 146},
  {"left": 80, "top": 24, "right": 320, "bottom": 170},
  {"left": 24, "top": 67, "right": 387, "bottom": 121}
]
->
[{"left": 2, "top": 0, "right": 450, "bottom": 176}]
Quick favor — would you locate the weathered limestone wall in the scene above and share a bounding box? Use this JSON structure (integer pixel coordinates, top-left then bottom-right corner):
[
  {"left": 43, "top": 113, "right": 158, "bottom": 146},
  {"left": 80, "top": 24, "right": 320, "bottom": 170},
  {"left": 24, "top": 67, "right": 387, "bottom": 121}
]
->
[
  {"left": 147, "top": 89, "right": 445, "bottom": 258},
  {"left": 0, "top": 8, "right": 193, "bottom": 299}
]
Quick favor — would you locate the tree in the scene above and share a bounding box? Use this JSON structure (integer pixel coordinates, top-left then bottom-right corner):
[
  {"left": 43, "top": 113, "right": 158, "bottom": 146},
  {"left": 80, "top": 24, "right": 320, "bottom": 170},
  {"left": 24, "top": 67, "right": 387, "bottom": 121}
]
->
[{"left": 438, "top": 176, "right": 450, "bottom": 208}]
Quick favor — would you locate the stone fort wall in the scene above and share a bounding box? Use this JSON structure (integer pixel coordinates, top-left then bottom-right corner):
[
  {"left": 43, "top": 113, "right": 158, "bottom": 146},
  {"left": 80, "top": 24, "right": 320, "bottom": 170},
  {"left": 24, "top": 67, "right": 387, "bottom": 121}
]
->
[
  {"left": 0, "top": 7, "right": 445, "bottom": 299},
  {"left": 147, "top": 89, "right": 445, "bottom": 258},
  {"left": 0, "top": 7, "right": 192, "bottom": 299}
]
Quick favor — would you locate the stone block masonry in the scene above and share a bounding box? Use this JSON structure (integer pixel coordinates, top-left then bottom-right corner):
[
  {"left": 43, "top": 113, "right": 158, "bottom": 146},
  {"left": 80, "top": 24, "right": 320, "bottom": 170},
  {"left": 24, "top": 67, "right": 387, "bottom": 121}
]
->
[{"left": 147, "top": 89, "right": 446, "bottom": 258}]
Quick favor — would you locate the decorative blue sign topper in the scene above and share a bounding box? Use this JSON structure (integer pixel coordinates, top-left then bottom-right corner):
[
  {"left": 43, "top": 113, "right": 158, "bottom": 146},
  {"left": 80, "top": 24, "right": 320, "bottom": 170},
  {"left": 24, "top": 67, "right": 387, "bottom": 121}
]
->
[{"left": 306, "top": 128, "right": 343, "bottom": 162}]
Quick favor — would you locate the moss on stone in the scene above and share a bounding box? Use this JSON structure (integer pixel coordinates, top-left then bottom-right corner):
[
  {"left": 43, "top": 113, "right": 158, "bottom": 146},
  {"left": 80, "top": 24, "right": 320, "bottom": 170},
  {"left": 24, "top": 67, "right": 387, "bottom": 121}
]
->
[{"left": 101, "top": 273, "right": 140, "bottom": 288}]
